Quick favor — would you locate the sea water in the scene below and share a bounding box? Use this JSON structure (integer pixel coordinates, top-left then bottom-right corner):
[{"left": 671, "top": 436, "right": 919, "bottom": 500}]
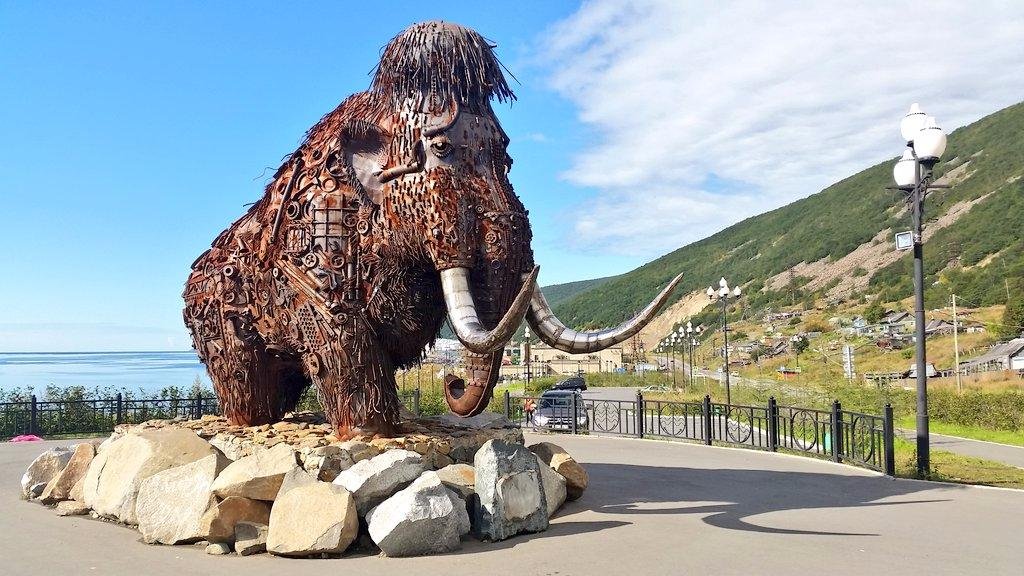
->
[{"left": 0, "top": 351, "right": 211, "bottom": 396}]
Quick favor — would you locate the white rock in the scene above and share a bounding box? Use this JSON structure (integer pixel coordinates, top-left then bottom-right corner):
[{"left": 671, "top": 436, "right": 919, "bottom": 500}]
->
[
  {"left": 82, "top": 429, "right": 217, "bottom": 524},
  {"left": 333, "top": 449, "right": 424, "bottom": 515},
  {"left": 55, "top": 500, "right": 90, "bottom": 516},
  {"left": 136, "top": 453, "right": 229, "bottom": 544},
  {"left": 266, "top": 483, "right": 358, "bottom": 557},
  {"left": 210, "top": 443, "right": 297, "bottom": 501},
  {"left": 21, "top": 447, "right": 72, "bottom": 499},
  {"left": 367, "top": 471, "right": 470, "bottom": 557}
]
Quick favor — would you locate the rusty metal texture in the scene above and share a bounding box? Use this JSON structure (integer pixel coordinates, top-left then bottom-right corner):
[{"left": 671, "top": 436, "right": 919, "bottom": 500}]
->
[
  {"left": 183, "top": 21, "right": 681, "bottom": 437},
  {"left": 183, "top": 21, "right": 533, "bottom": 436}
]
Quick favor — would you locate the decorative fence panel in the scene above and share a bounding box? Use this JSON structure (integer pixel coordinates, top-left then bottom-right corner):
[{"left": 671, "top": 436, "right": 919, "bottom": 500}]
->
[{"left": 502, "top": 391, "right": 896, "bottom": 475}]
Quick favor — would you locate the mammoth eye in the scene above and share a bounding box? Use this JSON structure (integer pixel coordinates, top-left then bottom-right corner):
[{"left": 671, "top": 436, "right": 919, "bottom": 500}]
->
[{"left": 429, "top": 137, "right": 454, "bottom": 158}]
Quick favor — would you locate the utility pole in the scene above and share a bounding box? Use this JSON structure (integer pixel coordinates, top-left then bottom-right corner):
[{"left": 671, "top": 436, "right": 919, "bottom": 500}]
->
[{"left": 952, "top": 293, "right": 962, "bottom": 393}]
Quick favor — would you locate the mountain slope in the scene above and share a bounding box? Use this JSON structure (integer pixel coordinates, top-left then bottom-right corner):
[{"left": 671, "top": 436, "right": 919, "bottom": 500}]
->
[
  {"left": 539, "top": 275, "right": 617, "bottom": 310},
  {"left": 556, "top": 101, "right": 1024, "bottom": 331}
]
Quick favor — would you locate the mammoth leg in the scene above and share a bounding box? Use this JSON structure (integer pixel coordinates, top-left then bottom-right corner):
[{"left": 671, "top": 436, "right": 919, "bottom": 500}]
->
[
  {"left": 305, "top": 326, "right": 400, "bottom": 438},
  {"left": 211, "top": 322, "right": 309, "bottom": 426}
]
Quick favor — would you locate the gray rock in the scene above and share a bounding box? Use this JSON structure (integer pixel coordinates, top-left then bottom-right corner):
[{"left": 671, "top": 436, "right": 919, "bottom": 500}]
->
[
  {"left": 82, "top": 429, "right": 217, "bottom": 524},
  {"left": 267, "top": 482, "right": 358, "bottom": 557},
  {"left": 211, "top": 443, "right": 298, "bottom": 501},
  {"left": 136, "top": 453, "right": 229, "bottom": 544},
  {"left": 529, "top": 442, "right": 588, "bottom": 501},
  {"left": 333, "top": 449, "right": 424, "bottom": 515},
  {"left": 473, "top": 439, "right": 548, "bottom": 541},
  {"left": 367, "top": 471, "right": 470, "bottom": 557},
  {"left": 301, "top": 445, "right": 354, "bottom": 481},
  {"left": 434, "top": 412, "right": 514, "bottom": 430},
  {"left": 535, "top": 456, "right": 567, "bottom": 517},
  {"left": 21, "top": 447, "right": 73, "bottom": 499},
  {"left": 205, "top": 542, "right": 232, "bottom": 555},
  {"left": 234, "top": 521, "right": 268, "bottom": 556}
]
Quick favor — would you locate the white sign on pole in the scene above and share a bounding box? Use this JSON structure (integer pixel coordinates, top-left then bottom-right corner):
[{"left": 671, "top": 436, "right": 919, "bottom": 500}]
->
[{"left": 895, "top": 231, "right": 913, "bottom": 251}]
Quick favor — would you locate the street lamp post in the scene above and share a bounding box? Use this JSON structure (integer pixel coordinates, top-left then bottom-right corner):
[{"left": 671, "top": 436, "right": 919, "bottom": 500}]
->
[
  {"left": 669, "top": 334, "right": 678, "bottom": 388},
  {"left": 523, "top": 326, "right": 532, "bottom": 390},
  {"left": 684, "top": 322, "right": 702, "bottom": 387},
  {"left": 892, "top": 103, "right": 948, "bottom": 476},
  {"left": 708, "top": 278, "right": 741, "bottom": 405}
]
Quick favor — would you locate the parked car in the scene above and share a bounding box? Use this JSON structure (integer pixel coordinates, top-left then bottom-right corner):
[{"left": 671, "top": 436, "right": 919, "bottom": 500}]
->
[
  {"left": 529, "top": 390, "right": 588, "bottom": 431},
  {"left": 551, "top": 376, "right": 587, "bottom": 391}
]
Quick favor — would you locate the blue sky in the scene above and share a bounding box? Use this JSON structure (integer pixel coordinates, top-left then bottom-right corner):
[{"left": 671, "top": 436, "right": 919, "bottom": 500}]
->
[{"left": 2, "top": 1, "right": 1022, "bottom": 351}]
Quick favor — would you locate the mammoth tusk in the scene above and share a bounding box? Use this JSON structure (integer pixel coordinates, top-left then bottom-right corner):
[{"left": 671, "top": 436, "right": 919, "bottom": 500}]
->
[
  {"left": 526, "top": 272, "right": 684, "bottom": 353},
  {"left": 442, "top": 265, "right": 539, "bottom": 354}
]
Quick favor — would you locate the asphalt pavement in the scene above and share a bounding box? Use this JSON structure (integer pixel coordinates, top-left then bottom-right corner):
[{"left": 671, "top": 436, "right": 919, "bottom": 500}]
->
[{"left": 3, "top": 434, "right": 1023, "bottom": 575}]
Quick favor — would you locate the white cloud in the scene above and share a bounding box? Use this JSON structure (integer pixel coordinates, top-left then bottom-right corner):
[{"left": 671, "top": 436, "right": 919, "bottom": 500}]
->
[{"left": 539, "top": 1, "right": 1024, "bottom": 256}]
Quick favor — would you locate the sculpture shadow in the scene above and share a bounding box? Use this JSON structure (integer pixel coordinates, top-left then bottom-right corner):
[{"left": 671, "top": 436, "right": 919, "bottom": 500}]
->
[{"left": 562, "top": 461, "right": 957, "bottom": 536}]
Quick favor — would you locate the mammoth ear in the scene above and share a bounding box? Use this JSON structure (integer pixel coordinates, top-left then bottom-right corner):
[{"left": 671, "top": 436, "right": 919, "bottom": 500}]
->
[{"left": 342, "top": 119, "right": 388, "bottom": 205}]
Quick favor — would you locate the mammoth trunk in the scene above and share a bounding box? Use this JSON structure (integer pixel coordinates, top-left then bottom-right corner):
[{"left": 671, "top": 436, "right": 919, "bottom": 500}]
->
[{"left": 444, "top": 262, "right": 528, "bottom": 416}]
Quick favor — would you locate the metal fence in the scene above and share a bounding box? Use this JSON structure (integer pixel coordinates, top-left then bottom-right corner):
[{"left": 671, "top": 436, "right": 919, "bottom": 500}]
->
[
  {"left": 502, "top": 391, "right": 896, "bottom": 475},
  {"left": 2, "top": 390, "right": 425, "bottom": 440},
  {"left": 1, "top": 393, "right": 219, "bottom": 439}
]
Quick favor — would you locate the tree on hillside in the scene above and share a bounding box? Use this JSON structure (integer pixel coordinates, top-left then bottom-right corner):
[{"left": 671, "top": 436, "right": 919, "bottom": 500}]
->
[
  {"left": 792, "top": 335, "right": 809, "bottom": 357},
  {"left": 864, "top": 299, "right": 886, "bottom": 324},
  {"left": 1000, "top": 292, "right": 1024, "bottom": 339}
]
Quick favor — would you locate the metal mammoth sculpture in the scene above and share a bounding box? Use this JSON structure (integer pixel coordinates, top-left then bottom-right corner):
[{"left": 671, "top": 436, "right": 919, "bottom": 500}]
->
[{"left": 183, "top": 21, "right": 682, "bottom": 437}]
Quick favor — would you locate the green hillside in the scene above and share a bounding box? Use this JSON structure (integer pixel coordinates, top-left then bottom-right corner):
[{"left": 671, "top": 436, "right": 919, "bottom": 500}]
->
[
  {"left": 539, "top": 275, "right": 617, "bottom": 309},
  {"left": 556, "top": 101, "right": 1024, "bottom": 330}
]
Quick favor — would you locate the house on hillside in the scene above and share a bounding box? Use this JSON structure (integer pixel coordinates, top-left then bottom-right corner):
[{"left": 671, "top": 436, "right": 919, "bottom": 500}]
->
[
  {"left": 924, "top": 319, "right": 956, "bottom": 335},
  {"left": 881, "top": 311, "right": 914, "bottom": 335},
  {"left": 842, "top": 316, "right": 871, "bottom": 337},
  {"left": 961, "top": 338, "right": 1024, "bottom": 373}
]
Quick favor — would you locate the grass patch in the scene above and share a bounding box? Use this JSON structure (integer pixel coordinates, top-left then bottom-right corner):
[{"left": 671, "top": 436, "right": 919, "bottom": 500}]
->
[
  {"left": 894, "top": 438, "right": 1024, "bottom": 489},
  {"left": 896, "top": 417, "right": 1024, "bottom": 447}
]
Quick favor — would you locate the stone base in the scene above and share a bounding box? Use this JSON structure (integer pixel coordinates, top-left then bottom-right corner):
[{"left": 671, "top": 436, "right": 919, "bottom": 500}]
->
[{"left": 117, "top": 411, "right": 523, "bottom": 471}]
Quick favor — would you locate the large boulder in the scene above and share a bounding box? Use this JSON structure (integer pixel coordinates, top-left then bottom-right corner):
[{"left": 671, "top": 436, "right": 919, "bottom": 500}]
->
[
  {"left": 136, "top": 452, "right": 229, "bottom": 544},
  {"left": 210, "top": 443, "right": 297, "bottom": 501},
  {"left": 275, "top": 466, "right": 316, "bottom": 500},
  {"left": 82, "top": 429, "right": 217, "bottom": 524},
  {"left": 528, "top": 442, "right": 588, "bottom": 500},
  {"left": 40, "top": 443, "right": 95, "bottom": 504},
  {"left": 366, "top": 471, "right": 470, "bottom": 557},
  {"left": 535, "top": 457, "right": 567, "bottom": 517},
  {"left": 332, "top": 449, "right": 424, "bottom": 515},
  {"left": 198, "top": 496, "right": 272, "bottom": 544},
  {"left": 300, "top": 444, "right": 354, "bottom": 481},
  {"left": 473, "top": 439, "right": 548, "bottom": 541},
  {"left": 21, "top": 447, "right": 73, "bottom": 499},
  {"left": 266, "top": 483, "right": 358, "bottom": 557}
]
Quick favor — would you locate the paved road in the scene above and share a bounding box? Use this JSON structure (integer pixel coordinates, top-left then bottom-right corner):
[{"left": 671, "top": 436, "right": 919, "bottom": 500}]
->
[
  {"left": 4, "top": 435, "right": 1023, "bottom": 575},
  {"left": 586, "top": 387, "right": 1024, "bottom": 469}
]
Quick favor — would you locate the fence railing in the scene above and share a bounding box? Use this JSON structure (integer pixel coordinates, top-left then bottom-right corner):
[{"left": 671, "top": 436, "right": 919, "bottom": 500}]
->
[
  {"left": 503, "top": 390, "right": 896, "bottom": 475},
  {"left": 1, "top": 393, "right": 219, "bottom": 439},
  {"left": 2, "top": 390, "right": 425, "bottom": 440}
]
